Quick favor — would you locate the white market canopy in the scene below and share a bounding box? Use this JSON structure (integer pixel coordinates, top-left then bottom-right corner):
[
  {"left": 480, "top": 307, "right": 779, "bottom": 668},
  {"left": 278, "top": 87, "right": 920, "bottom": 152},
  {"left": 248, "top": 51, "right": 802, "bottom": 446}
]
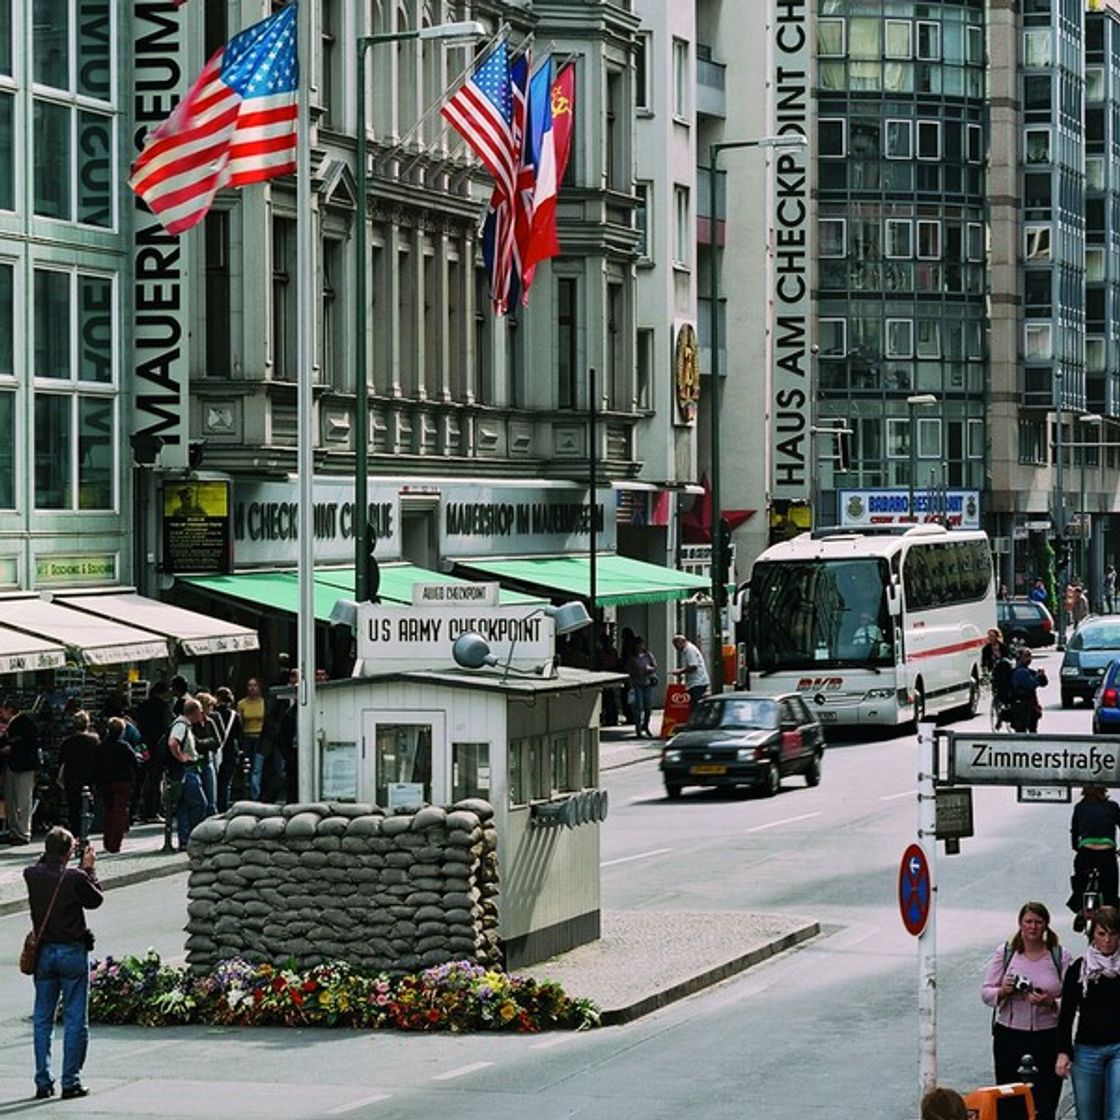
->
[
  {"left": 57, "top": 592, "right": 259, "bottom": 657},
  {"left": 0, "top": 627, "right": 67, "bottom": 673}
]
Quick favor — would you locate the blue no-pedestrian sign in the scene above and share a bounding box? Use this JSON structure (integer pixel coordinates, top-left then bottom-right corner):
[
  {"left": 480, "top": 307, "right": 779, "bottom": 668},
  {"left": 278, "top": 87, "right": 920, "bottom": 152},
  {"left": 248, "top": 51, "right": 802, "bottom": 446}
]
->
[{"left": 899, "top": 843, "right": 931, "bottom": 936}]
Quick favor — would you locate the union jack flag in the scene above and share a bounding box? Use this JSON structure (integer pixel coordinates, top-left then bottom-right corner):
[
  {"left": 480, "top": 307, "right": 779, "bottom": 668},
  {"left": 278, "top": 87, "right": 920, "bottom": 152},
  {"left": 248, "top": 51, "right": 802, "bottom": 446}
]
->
[{"left": 129, "top": 5, "right": 298, "bottom": 235}]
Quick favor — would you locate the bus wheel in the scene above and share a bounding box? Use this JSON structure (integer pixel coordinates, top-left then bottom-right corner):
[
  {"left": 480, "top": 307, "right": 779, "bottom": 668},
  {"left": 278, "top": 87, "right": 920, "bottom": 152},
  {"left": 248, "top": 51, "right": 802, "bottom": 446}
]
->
[
  {"left": 912, "top": 688, "right": 927, "bottom": 725},
  {"left": 963, "top": 675, "right": 980, "bottom": 719}
]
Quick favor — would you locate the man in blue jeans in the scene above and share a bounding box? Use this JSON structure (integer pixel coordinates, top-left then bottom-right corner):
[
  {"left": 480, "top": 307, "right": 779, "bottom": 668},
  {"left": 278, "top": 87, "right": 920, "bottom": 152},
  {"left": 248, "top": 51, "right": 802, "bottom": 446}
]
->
[
  {"left": 167, "top": 698, "right": 207, "bottom": 849},
  {"left": 24, "top": 826, "right": 102, "bottom": 1100}
]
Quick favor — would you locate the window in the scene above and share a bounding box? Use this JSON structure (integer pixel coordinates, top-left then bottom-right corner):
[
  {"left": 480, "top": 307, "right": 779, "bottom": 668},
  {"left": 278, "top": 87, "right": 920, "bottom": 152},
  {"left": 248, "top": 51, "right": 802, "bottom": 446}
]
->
[
  {"left": 885, "top": 20, "right": 912, "bottom": 59},
  {"left": 1023, "top": 74, "right": 1051, "bottom": 117},
  {"left": 885, "top": 119, "right": 913, "bottom": 159},
  {"left": 917, "top": 220, "right": 941, "bottom": 259},
  {"left": 1087, "top": 157, "right": 1105, "bottom": 192},
  {"left": 606, "top": 67, "right": 624, "bottom": 189},
  {"left": 916, "top": 319, "right": 941, "bottom": 358},
  {"left": 636, "top": 327, "right": 653, "bottom": 410},
  {"left": 673, "top": 185, "right": 689, "bottom": 266},
  {"left": 886, "top": 319, "right": 913, "bottom": 359},
  {"left": 0, "top": 91, "right": 10, "bottom": 211},
  {"left": 31, "top": 0, "right": 114, "bottom": 226},
  {"left": 33, "top": 267, "right": 116, "bottom": 511},
  {"left": 917, "top": 417, "right": 941, "bottom": 459},
  {"left": 904, "top": 540, "right": 992, "bottom": 611},
  {"left": 452, "top": 742, "right": 490, "bottom": 802},
  {"left": 557, "top": 275, "right": 579, "bottom": 409},
  {"left": 204, "top": 212, "right": 231, "bottom": 378},
  {"left": 916, "top": 22, "right": 940, "bottom": 61},
  {"left": 819, "top": 218, "right": 846, "bottom": 258},
  {"left": 672, "top": 38, "right": 688, "bottom": 119},
  {"left": 319, "top": 0, "right": 339, "bottom": 125},
  {"left": 818, "top": 318, "right": 846, "bottom": 357},
  {"left": 966, "top": 223, "right": 984, "bottom": 261},
  {"left": 0, "top": 1, "right": 9, "bottom": 75},
  {"left": 967, "top": 419, "right": 984, "bottom": 459},
  {"left": 819, "top": 118, "right": 846, "bottom": 157},
  {"left": 1024, "top": 225, "right": 1051, "bottom": 261},
  {"left": 374, "top": 723, "right": 432, "bottom": 808},
  {"left": 635, "top": 181, "right": 650, "bottom": 260},
  {"left": 271, "top": 217, "right": 296, "bottom": 381},
  {"left": 322, "top": 238, "right": 344, "bottom": 389},
  {"left": 967, "top": 124, "right": 983, "bottom": 163},
  {"left": 1086, "top": 66, "right": 1105, "bottom": 103},
  {"left": 635, "top": 31, "right": 650, "bottom": 110},
  {"left": 1024, "top": 128, "right": 1049, "bottom": 164},
  {"left": 1025, "top": 323, "right": 1052, "bottom": 360},
  {"left": 916, "top": 120, "right": 941, "bottom": 160},
  {"left": 887, "top": 417, "right": 910, "bottom": 458},
  {"left": 1023, "top": 29, "right": 1051, "bottom": 68},
  {"left": 1087, "top": 337, "right": 1106, "bottom": 373},
  {"left": 818, "top": 18, "right": 845, "bottom": 57},
  {"left": 885, "top": 219, "right": 912, "bottom": 258},
  {"left": 1087, "top": 248, "right": 1106, "bottom": 283}
]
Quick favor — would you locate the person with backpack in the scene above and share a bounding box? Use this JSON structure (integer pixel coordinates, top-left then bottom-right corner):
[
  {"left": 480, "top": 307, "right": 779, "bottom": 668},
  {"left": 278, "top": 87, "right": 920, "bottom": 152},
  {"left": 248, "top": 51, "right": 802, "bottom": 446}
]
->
[
  {"left": 1068, "top": 786, "right": 1120, "bottom": 932},
  {"left": 167, "top": 699, "right": 206, "bottom": 850},
  {"left": 981, "top": 901, "right": 1072, "bottom": 1120},
  {"left": 1009, "top": 646, "right": 1048, "bottom": 733}
]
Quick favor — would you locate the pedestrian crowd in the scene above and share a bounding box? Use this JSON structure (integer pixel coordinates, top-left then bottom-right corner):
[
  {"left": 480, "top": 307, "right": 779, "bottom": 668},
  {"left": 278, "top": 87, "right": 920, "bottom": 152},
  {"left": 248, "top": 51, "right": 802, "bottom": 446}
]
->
[{"left": 0, "top": 662, "right": 305, "bottom": 855}]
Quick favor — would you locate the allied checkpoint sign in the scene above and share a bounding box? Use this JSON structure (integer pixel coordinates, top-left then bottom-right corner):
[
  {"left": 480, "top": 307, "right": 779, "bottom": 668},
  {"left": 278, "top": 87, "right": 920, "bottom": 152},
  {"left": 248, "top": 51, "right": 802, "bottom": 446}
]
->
[
  {"left": 949, "top": 733, "right": 1120, "bottom": 789},
  {"left": 355, "top": 603, "right": 555, "bottom": 674}
]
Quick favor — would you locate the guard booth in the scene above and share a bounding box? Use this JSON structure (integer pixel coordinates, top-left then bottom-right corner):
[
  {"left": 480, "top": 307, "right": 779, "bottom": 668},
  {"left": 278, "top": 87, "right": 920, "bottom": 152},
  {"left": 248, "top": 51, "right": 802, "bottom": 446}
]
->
[{"left": 313, "top": 590, "right": 622, "bottom": 968}]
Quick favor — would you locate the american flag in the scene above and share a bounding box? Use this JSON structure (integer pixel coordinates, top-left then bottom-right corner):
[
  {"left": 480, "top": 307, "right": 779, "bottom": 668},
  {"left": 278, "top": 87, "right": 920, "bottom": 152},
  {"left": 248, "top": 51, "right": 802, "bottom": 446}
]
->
[
  {"left": 441, "top": 40, "right": 518, "bottom": 207},
  {"left": 480, "top": 52, "right": 529, "bottom": 314},
  {"left": 129, "top": 5, "right": 298, "bottom": 236}
]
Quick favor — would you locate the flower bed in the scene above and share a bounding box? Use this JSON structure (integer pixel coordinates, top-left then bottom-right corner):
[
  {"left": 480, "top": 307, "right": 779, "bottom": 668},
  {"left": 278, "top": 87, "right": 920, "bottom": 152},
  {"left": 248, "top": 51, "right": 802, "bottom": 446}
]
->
[{"left": 89, "top": 952, "right": 599, "bottom": 1032}]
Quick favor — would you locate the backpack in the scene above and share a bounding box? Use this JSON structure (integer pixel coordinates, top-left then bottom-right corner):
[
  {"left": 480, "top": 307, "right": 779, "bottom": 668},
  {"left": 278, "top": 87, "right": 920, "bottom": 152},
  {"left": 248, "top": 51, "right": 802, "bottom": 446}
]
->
[{"left": 991, "top": 657, "right": 1013, "bottom": 704}]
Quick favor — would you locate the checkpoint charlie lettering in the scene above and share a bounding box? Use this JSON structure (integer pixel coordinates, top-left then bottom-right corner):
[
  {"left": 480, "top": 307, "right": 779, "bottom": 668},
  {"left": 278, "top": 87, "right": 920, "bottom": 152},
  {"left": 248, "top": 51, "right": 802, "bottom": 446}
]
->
[{"left": 234, "top": 500, "right": 394, "bottom": 543}]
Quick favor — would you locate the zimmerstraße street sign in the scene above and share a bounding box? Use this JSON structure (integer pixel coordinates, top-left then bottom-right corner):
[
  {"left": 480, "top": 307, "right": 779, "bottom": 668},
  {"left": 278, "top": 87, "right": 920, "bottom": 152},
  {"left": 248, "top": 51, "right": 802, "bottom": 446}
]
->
[{"left": 949, "top": 734, "right": 1120, "bottom": 788}]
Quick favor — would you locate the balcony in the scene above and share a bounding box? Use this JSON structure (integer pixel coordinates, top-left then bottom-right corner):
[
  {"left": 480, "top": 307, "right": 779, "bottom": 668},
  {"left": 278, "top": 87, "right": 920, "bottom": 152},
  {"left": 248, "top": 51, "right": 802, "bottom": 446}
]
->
[{"left": 696, "top": 53, "right": 726, "bottom": 119}]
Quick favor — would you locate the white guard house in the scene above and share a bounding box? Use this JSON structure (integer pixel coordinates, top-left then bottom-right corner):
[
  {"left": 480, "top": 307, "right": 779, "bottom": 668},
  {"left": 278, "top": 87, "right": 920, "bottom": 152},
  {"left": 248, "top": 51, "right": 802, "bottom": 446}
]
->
[{"left": 313, "top": 585, "right": 622, "bottom": 968}]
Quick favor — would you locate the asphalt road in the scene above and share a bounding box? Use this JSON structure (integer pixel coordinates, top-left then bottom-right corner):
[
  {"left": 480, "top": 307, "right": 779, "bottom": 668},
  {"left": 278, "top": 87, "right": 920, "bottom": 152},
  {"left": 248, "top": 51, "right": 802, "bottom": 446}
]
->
[{"left": 0, "top": 647, "right": 1090, "bottom": 1118}]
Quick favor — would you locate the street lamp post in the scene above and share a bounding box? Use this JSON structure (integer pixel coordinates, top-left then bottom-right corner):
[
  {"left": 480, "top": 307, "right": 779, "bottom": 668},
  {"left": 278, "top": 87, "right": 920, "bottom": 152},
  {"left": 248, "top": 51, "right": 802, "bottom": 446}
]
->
[
  {"left": 707, "top": 134, "right": 805, "bottom": 694},
  {"left": 905, "top": 394, "right": 937, "bottom": 523},
  {"left": 354, "top": 21, "right": 484, "bottom": 601},
  {"left": 1078, "top": 413, "right": 1103, "bottom": 587},
  {"left": 1054, "top": 372, "right": 1067, "bottom": 646}
]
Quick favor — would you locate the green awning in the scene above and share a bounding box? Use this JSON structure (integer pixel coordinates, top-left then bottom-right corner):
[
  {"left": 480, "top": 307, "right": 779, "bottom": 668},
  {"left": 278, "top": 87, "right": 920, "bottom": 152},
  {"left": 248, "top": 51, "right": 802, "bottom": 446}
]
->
[
  {"left": 182, "top": 563, "right": 540, "bottom": 621},
  {"left": 452, "top": 554, "right": 710, "bottom": 607}
]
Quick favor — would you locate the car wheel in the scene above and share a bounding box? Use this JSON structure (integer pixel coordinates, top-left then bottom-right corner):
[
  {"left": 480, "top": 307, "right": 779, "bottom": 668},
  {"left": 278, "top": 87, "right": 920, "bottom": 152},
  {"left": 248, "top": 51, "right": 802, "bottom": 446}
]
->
[
  {"left": 805, "top": 752, "right": 822, "bottom": 787},
  {"left": 1061, "top": 690, "right": 1074, "bottom": 709},
  {"left": 762, "top": 762, "right": 781, "bottom": 798},
  {"left": 664, "top": 782, "right": 682, "bottom": 800}
]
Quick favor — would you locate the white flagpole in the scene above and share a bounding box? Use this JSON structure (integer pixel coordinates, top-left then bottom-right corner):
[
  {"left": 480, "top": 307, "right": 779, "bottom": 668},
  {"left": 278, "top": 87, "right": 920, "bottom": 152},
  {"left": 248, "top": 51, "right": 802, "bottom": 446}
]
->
[{"left": 296, "top": 0, "right": 316, "bottom": 802}]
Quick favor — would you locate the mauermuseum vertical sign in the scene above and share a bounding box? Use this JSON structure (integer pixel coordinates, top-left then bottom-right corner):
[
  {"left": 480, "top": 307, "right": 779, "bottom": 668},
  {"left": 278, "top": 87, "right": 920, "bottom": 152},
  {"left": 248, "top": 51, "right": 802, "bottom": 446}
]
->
[
  {"left": 769, "top": 0, "right": 811, "bottom": 504},
  {"left": 131, "top": 4, "right": 191, "bottom": 469}
]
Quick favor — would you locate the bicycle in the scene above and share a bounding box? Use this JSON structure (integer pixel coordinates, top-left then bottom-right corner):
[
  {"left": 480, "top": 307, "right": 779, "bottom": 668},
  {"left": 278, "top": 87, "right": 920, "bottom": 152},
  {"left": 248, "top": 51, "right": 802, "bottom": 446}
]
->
[{"left": 981, "top": 672, "right": 1012, "bottom": 732}]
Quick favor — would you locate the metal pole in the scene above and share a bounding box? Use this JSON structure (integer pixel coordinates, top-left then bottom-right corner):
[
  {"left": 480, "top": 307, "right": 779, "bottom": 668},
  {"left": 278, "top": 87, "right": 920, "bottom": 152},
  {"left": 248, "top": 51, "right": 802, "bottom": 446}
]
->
[
  {"left": 296, "top": 0, "right": 317, "bottom": 801},
  {"left": 908, "top": 401, "right": 917, "bottom": 524},
  {"left": 355, "top": 38, "right": 371, "bottom": 603},
  {"left": 588, "top": 367, "right": 598, "bottom": 668},
  {"left": 917, "top": 721, "right": 938, "bottom": 1100},
  {"left": 708, "top": 144, "right": 723, "bottom": 693},
  {"left": 1056, "top": 375, "right": 1067, "bottom": 646}
]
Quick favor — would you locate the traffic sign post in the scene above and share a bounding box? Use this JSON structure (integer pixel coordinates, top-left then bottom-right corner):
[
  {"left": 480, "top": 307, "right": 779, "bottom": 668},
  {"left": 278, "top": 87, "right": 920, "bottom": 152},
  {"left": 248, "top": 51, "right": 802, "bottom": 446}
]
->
[{"left": 915, "top": 721, "right": 938, "bottom": 1103}]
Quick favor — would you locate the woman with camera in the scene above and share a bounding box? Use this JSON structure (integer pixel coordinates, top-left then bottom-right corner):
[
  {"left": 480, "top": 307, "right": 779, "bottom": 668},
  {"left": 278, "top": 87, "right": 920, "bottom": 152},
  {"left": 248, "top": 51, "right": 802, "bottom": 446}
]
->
[
  {"left": 1056, "top": 905, "right": 1120, "bottom": 1120},
  {"left": 982, "top": 901, "right": 1071, "bottom": 1120}
]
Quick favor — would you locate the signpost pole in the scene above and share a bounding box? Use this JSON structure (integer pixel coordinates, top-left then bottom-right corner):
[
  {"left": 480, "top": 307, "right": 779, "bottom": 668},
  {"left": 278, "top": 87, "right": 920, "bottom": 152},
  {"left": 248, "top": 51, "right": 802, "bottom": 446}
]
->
[{"left": 917, "top": 721, "right": 938, "bottom": 1101}]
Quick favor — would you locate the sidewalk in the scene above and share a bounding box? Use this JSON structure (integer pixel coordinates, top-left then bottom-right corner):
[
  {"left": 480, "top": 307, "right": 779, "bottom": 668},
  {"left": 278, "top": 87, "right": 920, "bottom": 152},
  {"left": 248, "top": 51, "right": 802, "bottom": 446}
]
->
[{"left": 0, "top": 715, "right": 820, "bottom": 1024}]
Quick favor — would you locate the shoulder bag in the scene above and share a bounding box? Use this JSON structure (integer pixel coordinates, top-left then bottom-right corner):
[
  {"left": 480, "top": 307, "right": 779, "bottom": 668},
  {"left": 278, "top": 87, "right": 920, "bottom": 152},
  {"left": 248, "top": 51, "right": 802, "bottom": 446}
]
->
[{"left": 20, "top": 872, "right": 64, "bottom": 976}]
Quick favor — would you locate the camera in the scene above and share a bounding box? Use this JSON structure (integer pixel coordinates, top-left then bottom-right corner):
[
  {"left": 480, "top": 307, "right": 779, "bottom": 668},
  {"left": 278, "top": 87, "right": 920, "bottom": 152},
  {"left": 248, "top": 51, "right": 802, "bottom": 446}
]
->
[{"left": 1012, "top": 974, "right": 1034, "bottom": 995}]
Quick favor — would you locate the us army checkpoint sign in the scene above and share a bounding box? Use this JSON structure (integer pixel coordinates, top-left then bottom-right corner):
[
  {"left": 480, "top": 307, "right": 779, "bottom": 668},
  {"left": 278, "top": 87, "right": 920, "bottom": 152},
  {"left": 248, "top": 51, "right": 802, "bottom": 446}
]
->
[{"left": 950, "top": 734, "right": 1120, "bottom": 787}]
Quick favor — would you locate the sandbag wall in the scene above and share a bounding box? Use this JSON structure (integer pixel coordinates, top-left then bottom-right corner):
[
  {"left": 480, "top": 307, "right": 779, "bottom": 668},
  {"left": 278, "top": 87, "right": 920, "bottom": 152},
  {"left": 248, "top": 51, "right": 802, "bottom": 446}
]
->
[{"left": 184, "top": 799, "right": 500, "bottom": 975}]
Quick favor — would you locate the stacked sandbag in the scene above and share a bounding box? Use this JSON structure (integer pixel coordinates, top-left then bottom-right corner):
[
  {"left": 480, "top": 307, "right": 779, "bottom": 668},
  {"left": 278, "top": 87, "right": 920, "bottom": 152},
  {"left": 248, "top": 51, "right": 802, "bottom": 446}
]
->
[{"left": 184, "top": 798, "right": 500, "bottom": 975}]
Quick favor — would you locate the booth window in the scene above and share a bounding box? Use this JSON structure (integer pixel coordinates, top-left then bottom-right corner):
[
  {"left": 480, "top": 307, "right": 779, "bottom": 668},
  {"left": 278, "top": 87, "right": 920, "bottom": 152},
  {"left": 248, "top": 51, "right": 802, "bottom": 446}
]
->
[
  {"left": 452, "top": 742, "right": 490, "bottom": 801},
  {"left": 509, "top": 738, "right": 530, "bottom": 806},
  {"left": 374, "top": 723, "right": 431, "bottom": 807}
]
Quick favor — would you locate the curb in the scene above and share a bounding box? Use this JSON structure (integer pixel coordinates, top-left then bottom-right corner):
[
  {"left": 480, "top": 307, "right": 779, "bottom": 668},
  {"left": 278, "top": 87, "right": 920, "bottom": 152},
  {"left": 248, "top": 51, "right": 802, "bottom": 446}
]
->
[
  {"left": 600, "top": 749, "right": 662, "bottom": 772},
  {"left": 0, "top": 855, "right": 188, "bottom": 918},
  {"left": 597, "top": 920, "right": 821, "bottom": 1026}
]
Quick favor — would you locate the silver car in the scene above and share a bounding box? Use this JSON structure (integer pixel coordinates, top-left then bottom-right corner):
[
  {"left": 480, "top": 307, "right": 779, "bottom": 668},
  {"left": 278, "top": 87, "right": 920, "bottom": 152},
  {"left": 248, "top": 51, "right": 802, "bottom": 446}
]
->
[{"left": 1060, "top": 618, "right": 1120, "bottom": 707}]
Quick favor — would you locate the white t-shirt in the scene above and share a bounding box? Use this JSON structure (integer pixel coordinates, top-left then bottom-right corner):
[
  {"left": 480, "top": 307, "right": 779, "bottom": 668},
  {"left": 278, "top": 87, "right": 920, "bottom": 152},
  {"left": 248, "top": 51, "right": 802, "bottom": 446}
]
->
[
  {"left": 678, "top": 641, "right": 710, "bottom": 688},
  {"left": 169, "top": 716, "right": 198, "bottom": 763}
]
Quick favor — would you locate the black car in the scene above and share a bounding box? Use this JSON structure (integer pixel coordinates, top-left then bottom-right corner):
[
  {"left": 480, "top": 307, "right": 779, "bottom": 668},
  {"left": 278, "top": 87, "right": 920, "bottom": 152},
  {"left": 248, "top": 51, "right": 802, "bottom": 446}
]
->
[
  {"left": 659, "top": 692, "right": 825, "bottom": 800},
  {"left": 997, "top": 598, "right": 1055, "bottom": 648},
  {"left": 1060, "top": 617, "right": 1120, "bottom": 706}
]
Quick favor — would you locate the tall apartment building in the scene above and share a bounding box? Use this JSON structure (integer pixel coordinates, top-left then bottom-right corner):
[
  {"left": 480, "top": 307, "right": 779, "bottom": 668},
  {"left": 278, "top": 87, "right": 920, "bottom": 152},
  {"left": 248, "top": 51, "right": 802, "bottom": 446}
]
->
[{"left": 704, "top": 0, "right": 1120, "bottom": 605}]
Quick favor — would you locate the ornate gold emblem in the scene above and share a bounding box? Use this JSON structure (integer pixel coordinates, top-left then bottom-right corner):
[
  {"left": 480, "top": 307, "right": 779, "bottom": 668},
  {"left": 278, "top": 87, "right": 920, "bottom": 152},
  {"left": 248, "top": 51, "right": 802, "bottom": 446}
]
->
[{"left": 675, "top": 323, "right": 700, "bottom": 423}]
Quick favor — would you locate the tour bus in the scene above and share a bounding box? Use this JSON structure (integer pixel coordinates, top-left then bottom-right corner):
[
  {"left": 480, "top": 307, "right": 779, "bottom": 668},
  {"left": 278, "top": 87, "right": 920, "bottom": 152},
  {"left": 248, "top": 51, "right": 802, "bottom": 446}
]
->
[{"left": 741, "top": 525, "right": 996, "bottom": 727}]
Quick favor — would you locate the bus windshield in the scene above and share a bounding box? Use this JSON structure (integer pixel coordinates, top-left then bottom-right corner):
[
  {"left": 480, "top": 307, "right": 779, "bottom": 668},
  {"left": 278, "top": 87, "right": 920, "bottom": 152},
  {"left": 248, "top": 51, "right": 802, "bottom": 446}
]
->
[{"left": 749, "top": 558, "right": 895, "bottom": 673}]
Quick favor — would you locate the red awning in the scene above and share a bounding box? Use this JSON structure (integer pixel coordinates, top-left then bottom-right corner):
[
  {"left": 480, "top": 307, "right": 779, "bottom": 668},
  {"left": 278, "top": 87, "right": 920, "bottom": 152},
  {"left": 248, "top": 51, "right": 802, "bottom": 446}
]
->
[{"left": 680, "top": 475, "right": 755, "bottom": 544}]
